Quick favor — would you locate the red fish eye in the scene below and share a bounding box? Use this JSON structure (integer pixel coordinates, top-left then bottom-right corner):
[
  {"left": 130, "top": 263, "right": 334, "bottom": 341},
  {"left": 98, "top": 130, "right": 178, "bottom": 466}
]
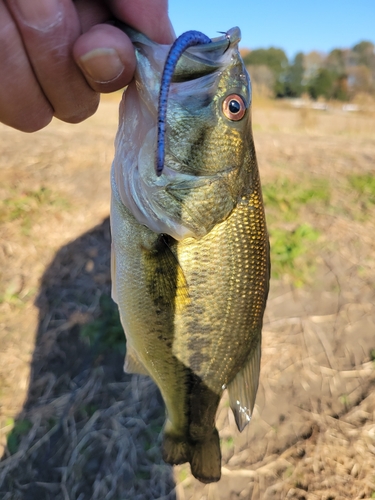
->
[{"left": 222, "top": 94, "right": 246, "bottom": 121}]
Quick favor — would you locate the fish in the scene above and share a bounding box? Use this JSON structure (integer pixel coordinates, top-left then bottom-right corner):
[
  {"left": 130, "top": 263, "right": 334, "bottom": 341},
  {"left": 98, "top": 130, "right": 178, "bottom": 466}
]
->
[{"left": 110, "top": 25, "right": 270, "bottom": 483}]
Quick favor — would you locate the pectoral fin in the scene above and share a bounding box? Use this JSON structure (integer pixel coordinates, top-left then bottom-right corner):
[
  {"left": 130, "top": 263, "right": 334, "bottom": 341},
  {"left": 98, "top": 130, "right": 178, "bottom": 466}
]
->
[
  {"left": 227, "top": 337, "right": 261, "bottom": 432},
  {"left": 142, "top": 234, "right": 190, "bottom": 315}
]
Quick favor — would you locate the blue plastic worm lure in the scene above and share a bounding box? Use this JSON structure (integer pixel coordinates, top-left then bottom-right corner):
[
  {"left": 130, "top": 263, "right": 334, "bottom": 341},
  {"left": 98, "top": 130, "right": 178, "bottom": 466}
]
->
[{"left": 156, "top": 31, "right": 211, "bottom": 176}]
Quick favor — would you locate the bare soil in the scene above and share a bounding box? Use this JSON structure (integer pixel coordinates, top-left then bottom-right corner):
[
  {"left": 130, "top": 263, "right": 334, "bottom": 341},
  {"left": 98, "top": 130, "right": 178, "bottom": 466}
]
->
[{"left": 0, "top": 96, "right": 374, "bottom": 499}]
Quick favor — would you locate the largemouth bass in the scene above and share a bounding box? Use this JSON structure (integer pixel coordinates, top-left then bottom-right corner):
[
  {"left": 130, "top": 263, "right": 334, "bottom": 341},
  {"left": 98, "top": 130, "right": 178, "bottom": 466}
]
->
[{"left": 110, "top": 26, "right": 270, "bottom": 483}]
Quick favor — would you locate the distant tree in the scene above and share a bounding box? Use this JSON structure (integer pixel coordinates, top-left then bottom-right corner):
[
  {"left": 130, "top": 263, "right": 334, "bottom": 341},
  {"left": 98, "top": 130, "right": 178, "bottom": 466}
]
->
[
  {"left": 348, "top": 65, "right": 374, "bottom": 94},
  {"left": 247, "top": 65, "right": 275, "bottom": 97},
  {"left": 303, "top": 51, "right": 324, "bottom": 82},
  {"left": 333, "top": 74, "right": 349, "bottom": 101},
  {"left": 325, "top": 48, "right": 346, "bottom": 75},
  {"left": 352, "top": 41, "right": 375, "bottom": 69},
  {"left": 243, "top": 47, "right": 288, "bottom": 96},
  {"left": 283, "top": 52, "right": 305, "bottom": 97},
  {"left": 308, "top": 68, "right": 336, "bottom": 99},
  {"left": 323, "top": 49, "right": 350, "bottom": 100}
]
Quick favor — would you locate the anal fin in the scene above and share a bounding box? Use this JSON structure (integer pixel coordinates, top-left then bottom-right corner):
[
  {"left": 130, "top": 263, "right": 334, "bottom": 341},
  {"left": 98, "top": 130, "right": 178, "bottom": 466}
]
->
[
  {"left": 228, "top": 337, "right": 261, "bottom": 432},
  {"left": 124, "top": 345, "right": 150, "bottom": 376}
]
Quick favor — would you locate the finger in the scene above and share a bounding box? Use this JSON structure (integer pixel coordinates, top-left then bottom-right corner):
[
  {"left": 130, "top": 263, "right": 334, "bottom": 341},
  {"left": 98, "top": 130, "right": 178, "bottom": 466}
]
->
[
  {"left": 0, "top": 2, "right": 53, "bottom": 131},
  {"left": 73, "top": 23, "right": 136, "bottom": 93},
  {"left": 74, "top": 0, "right": 111, "bottom": 32},
  {"left": 108, "top": 0, "right": 175, "bottom": 44},
  {"left": 6, "top": 0, "right": 99, "bottom": 124}
]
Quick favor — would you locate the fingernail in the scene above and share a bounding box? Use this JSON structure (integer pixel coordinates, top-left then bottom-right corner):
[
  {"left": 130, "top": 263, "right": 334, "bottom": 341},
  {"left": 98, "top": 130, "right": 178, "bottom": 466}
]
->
[
  {"left": 15, "top": 0, "right": 61, "bottom": 30},
  {"left": 79, "top": 48, "right": 124, "bottom": 84}
]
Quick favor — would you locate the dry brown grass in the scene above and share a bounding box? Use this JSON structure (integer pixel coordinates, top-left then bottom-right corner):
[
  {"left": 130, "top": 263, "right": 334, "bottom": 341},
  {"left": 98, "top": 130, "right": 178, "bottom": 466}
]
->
[{"left": 0, "top": 96, "right": 375, "bottom": 499}]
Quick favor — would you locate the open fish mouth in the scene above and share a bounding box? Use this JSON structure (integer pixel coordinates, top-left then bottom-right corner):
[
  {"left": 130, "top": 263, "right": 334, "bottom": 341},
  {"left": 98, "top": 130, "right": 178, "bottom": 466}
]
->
[{"left": 117, "top": 23, "right": 242, "bottom": 81}]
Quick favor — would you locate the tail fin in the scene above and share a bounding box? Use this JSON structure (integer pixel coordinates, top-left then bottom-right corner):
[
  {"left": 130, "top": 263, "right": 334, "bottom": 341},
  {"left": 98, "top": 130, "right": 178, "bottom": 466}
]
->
[
  {"left": 190, "top": 429, "right": 221, "bottom": 483},
  {"left": 163, "top": 429, "right": 221, "bottom": 483}
]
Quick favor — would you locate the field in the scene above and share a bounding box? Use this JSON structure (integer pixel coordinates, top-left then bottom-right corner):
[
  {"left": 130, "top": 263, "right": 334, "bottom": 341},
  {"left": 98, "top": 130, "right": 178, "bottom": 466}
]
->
[{"left": 0, "top": 94, "right": 374, "bottom": 499}]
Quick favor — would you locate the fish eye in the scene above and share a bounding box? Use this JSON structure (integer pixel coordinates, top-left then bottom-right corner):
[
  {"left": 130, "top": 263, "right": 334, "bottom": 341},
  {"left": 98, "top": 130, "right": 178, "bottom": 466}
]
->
[{"left": 222, "top": 94, "right": 246, "bottom": 121}]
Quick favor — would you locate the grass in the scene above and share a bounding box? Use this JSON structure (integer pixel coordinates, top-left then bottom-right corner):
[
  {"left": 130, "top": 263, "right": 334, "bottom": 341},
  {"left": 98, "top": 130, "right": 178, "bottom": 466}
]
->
[
  {"left": 348, "top": 173, "right": 375, "bottom": 209},
  {"left": 0, "top": 284, "right": 35, "bottom": 307},
  {"left": 1, "top": 98, "right": 375, "bottom": 500},
  {"left": 6, "top": 419, "right": 32, "bottom": 455},
  {"left": 79, "top": 294, "right": 125, "bottom": 354},
  {"left": 263, "top": 177, "right": 326, "bottom": 284},
  {"left": 263, "top": 177, "right": 330, "bottom": 221},
  {"left": 270, "top": 223, "right": 320, "bottom": 285},
  {"left": 0, "top": 186, "right": 70, "bottom": 234}
]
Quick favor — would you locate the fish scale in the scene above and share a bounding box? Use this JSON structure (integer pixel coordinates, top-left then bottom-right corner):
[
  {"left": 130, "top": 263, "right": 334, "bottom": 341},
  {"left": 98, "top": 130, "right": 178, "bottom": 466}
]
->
[{"left": 111, "top": 26, "right": 270, "bottom": 483}]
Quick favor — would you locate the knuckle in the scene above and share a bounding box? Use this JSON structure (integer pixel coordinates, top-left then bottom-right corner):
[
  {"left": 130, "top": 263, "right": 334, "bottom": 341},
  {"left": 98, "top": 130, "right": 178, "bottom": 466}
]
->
[{"left": 56, "top": 94, "right": 100, "bottom": 124}]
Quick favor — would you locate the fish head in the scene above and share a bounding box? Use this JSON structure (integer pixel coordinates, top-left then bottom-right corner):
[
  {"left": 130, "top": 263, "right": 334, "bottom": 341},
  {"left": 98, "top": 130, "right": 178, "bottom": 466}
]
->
[{"left": 113, "top": 27, "right": 255, "bottom": 240}]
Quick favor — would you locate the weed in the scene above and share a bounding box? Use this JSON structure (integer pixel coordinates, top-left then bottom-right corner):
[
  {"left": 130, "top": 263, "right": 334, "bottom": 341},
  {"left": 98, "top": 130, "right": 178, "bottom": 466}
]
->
[
  {"left": 339, "top": 394, "right": 350, "bottom": 408},
  {"left": 178, "top": 467, "right": 189, "bottom": 483},
  {"left": 263, "top": 177, "right": 330, "bottom": 221},
  {"left": 6, "top": 419, "right": 32, "bottom": 454},
  {"left": 348, "top": 173, "right": 375, "bottom": 209},
  {"left": 0, "top": 283, "right": 35, "bottom": 308},
  {"left": 283, "top": 466, "right": 294, "bottom": 479},
  {"left": 0, "top": 186, "right": 70, "bottom": 233},
  {"left": 221, "top": 436, "right": 234, "bottom": 449},
  {"left": 78, "top": 404, "right": 98, "bottom": 419},
  {"left": 80, "top": 294, "right": 125, "bottom": 354},
  {"left": 270, "top": 223, "right": 320, "bottom": 285}
]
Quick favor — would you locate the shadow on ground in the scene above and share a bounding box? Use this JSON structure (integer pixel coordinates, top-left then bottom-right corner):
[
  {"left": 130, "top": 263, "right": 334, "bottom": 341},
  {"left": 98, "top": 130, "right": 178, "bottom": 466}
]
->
[{"left": 0, "top": 218, "right": 176, "bottom": 500}]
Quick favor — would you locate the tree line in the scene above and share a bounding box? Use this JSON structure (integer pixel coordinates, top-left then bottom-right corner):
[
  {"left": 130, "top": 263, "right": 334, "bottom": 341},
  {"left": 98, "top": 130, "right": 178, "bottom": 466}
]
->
[{"left": 242, "top": 40, "right": 375, "bottom": 100}]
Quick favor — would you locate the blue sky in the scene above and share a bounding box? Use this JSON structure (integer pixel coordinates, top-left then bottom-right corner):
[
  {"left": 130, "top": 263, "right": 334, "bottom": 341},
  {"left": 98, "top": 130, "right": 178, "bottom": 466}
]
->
[{"left": 169, "top": 0, "right": 375, "bottom": 60}]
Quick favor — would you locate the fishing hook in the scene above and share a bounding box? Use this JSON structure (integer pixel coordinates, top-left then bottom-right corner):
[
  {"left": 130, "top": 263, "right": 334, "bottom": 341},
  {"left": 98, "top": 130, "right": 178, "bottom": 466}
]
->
[{"left": 217, "top": 31, "right": 232, "bottom": 53}]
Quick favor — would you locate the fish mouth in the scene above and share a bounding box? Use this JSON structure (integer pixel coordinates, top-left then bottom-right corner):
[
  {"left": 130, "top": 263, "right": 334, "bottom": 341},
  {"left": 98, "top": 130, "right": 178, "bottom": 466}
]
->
[
  {"left": 116, "top": 22, "right": 241, "bottom": 82},
  {"left": 171, "top": 27, "right": 241, "bottom": 82}
]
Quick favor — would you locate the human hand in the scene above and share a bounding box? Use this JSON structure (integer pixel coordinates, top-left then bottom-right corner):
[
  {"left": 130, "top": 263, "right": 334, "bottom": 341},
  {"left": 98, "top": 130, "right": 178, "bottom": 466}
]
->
[{"left": 0, "top": 0, "right": 174, "bottom": 132}]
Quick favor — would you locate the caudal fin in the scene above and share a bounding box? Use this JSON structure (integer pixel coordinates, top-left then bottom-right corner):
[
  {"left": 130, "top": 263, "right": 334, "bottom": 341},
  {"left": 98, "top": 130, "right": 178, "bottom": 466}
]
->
[
  {"left": 163, "top": 429, "right": 221, "bottom": 483},
  {"left": 190, "top": 429, "right": 221, "bottom": 483}
]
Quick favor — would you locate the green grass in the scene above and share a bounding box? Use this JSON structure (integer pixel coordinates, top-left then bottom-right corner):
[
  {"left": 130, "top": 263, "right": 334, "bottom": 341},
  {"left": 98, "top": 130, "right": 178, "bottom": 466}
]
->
[
  {"left": 262, "top": 176, "right": 326, "bottom": 285},
  {"left": 0, "top": 186, "right": 70, "bottom": 234},
  {"left": 348, "top": 173, "right": 375, "bottom": 208},
  {"left": 6, "top": 419, "right": 33, "bottom": 455},
  {"left": 221, "top": 436, "right": 234, "bottom": 449},
  {"left": 263, "top": 177, "right": 330, "bottom": 220},
  {"left": 270, "top": 223, "right": 320, "bottom": 285},
  {"left": 80, "top": 294, "right": 125, "bottom": 354},
  {"left": 0, "top": 284, "right": 36, "bottom": 307}
]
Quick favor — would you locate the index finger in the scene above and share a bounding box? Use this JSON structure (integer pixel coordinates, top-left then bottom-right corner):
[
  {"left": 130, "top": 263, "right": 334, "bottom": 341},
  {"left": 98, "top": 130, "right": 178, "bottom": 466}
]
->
[{"left": 108, "top": 0, "right": 174, "bottom": 44}]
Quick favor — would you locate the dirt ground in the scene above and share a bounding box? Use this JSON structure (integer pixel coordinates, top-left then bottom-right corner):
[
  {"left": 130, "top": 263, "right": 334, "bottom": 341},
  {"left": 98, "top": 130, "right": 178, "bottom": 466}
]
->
[{"left": 0, "top": 95, "right": 374, "bottom": 500}]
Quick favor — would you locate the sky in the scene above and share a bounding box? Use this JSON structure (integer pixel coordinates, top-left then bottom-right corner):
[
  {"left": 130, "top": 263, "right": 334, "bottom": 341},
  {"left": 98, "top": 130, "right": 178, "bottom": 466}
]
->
[{"left": 169, "top": 0, "right": 375, "bottom": 60}]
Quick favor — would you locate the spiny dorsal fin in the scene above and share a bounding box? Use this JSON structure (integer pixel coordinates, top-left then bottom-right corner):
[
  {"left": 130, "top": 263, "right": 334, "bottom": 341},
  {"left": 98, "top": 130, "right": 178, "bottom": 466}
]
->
[{"left": 227, "top": 337, "right": 261, "bottom": 432}]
